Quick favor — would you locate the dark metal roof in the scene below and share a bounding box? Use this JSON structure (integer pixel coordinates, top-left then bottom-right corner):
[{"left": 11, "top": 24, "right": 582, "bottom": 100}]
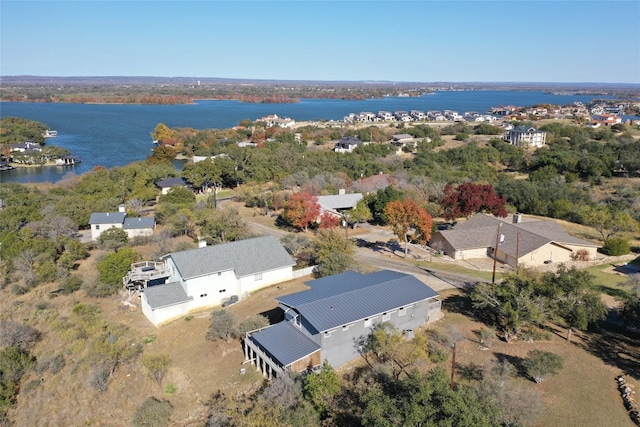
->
[
  {"left": 249, "top": 321, "right": 320, "bottom": 367},
  {"left": 143, "top": 281, "right": 193, "bottom": 310},
  {"left": 164, "top": 235, "right": 295, "bottom": 280},
  {"left": 123, "top": 216, "right": 156, "bottom": 230},
  {"left": 89, "top": 212, "right": 126, "bottom": 225},
  {"left": 277, "top": 270, "right": 439, "bottom": 332},
  {"left": 155, "top": 177, "right": 190, "bottom": 188}
]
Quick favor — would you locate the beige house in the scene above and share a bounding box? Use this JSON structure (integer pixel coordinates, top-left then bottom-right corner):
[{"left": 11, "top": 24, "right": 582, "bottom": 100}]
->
[{"left": 430, "top": 213, "right": 600, "bottom": 268}]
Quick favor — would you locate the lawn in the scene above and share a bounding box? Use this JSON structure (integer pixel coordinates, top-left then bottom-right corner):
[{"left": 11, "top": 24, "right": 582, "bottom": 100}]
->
[{"left": 437, "top": 289, "right": 638, "bottom": 427}]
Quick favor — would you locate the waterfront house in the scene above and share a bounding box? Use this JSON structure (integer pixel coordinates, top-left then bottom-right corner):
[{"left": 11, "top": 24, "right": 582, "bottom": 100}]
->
[
  {"left": 10, "top": 141, "right": 42, "bottom": 153},
  {"left": 411, "top": 110, "right": 426, "bottom": 121},
  {"left": 244, "top": 270, "right": 442, "bottom": 377},
  {"left": 429, "top": 213, "right": 600, "bottom": 268},
  {"left": 128, "top": 235, "right": 296, "bottom": 326},
  {"left": 377, "top": 111, "right": 394, "bottom": 121},
  {"left": 591, "top": 114, "right": 622, "bottom": 126},
  {"left": 355, "top": 112, "right": 376, "bottom": 122},
  {"left": 55, "top": 155, "right": 81, "bottom": 166},
  {"left": 258, "top": 114, "right": 296, "bottom": 128},
  {"left": 503, "top": 126, "right": 546, "bottom": 147}
]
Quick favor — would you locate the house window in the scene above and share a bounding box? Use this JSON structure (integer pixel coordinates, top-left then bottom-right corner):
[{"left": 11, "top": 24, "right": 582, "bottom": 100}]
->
[
  {"left": 200, "top": 293, "right": 207, "bottom": 298},
  {"left": 254, "top": 273, "right": 263, "bottom": 281},
  {"left": 382, "top": 312, "right": 390, "bottom": 321},
  {"left": 95, "top": 225, "right": 100, "bottom": 230},
  {"left": 398, "top": 307, "right": 406, "bottom": 317},
  {"left": 217, "top": 272, "right": 221, "bottom": 276},
  {"left": 219, "top": 289, "right": 226, "bottom": 293}
]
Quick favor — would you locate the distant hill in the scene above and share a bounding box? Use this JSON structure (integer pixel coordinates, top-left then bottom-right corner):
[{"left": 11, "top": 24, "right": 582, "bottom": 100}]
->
[{"left": 1, "top": 75, "right": 638, "bottom": 92}]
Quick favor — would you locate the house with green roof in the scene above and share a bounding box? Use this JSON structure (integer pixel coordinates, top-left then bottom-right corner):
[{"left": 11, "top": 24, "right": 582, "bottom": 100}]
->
[
  {"left": 243, "top": 270, "right": 441, "bottom": 378},
  {"left": 135, "top": 235, "right": 296, "bottom": 326}
]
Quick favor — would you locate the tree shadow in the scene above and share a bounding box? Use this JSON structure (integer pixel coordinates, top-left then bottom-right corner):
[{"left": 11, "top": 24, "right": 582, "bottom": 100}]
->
[
  {"left": 441, "top": 290, "right": 490, "bottom": 324},
  {"left": 493, "top": 352, "right": 527, "bottom": 380},
  {"left": 576, "top": 321, "right": 640, "bottom": 380},
  {"left": 259, "top": 307, "right": 284, "bottom": 324},
  {"left": 456, "top": 361, "right": 483, "bottom": 381}
]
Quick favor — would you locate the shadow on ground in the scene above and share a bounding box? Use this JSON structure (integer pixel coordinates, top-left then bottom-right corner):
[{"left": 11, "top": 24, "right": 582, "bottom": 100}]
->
[{"left": 577, "top": 321, "right": 640, "bottom": 380}]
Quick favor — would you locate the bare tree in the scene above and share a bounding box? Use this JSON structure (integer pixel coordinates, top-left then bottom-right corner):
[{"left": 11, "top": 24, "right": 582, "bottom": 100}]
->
[
  {"left": 0, "top": 320, "right": 41, "bottom": 350},
  {"left": 206, "top": 310, "right": 236, "bottom": 342},
  {"left": 127, "top": 198, "right": 146, "bottom": 216}
]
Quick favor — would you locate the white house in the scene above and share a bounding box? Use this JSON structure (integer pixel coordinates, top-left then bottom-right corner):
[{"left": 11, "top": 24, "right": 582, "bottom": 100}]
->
[
  {"left": 130, "top": 236, "right": 296, "bottom": 326},
  {"left": 89, "top": 205, "right": 155, "bottom": 240},
  {"left": 503, "top": 126, "right": 547, "bottom": 148},
  {"left": 334, "top": 136, "right": 366, "bottom": 153}
]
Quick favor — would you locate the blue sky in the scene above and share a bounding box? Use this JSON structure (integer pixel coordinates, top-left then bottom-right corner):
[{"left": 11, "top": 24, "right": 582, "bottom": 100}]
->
[{"left": 1, "top": 1, "right": 639, "bottom": 83}]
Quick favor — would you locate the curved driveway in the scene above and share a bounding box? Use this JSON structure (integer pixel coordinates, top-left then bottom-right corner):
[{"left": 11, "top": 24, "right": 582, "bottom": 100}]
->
[{"left": 247, "top": 219, "right": 484, "bottom": 292}]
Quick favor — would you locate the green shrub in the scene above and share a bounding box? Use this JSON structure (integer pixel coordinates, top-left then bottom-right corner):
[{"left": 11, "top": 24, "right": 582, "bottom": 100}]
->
[
  {"left": 132, "top": 397, "right": 173, "bottom": 427},
  {"left": 62, "top": 275, "right": 83, "bottom": 295},
  {"left": 602, "top": 237, "right": 631, "bottom": 256}
]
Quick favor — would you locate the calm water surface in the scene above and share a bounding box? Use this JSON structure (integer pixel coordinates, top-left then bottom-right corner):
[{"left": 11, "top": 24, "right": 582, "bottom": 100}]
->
[{"left": 0, "top": 90, "right": 614, "bottom": 183}]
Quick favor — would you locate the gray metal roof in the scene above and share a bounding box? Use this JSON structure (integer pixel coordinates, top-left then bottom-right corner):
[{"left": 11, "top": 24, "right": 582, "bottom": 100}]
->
[
  {"left": 155, "top": 177, "right": 190, "bottom": 188},
  {"left": 164, "top": 235, "right": 295, "bottom": 280},
  {"left": 89, "top": 212, "right": 126, "bottom": 225},
  {"left": 317, "top": 193, "right": 363, "bottom": 214},
  {"left": 143, "top": 281, "right": 193, "bottom": 310},
  {"left": 123, "top": 216, "right": 156, "bottom": 230},
  {"left": 277, "top": 270, "right": 439, "bottom": 333},
  {"left": 249, "top": 321, "right": 321, "bottom": 367}
]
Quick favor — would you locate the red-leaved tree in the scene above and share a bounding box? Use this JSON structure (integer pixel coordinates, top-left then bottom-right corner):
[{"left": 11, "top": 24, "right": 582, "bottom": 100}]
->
[
  {"left": 439, "top": 182, "right": 508, "bottom": 221},
  {"left": 318, "top": 212, "right": 340, "bottom": 229},
  {"left": 384, "top": 199, "right": 433, "bottom": 258},
  {"left": 283, "top": 192, "right": 320, "bottom": 231}
]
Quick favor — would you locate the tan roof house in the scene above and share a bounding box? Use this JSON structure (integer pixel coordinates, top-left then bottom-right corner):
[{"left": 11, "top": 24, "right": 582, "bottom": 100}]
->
[{"left": 429, "top": 213, "right": 600, "bottom": 268}]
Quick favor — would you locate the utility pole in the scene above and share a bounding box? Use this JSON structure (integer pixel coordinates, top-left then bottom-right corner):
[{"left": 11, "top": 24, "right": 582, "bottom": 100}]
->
[
  {"left": 342, "top": 217, "right": 348, "bottom": 239},
  {"left": 450, "top": 342, "right": 457, "bottom": 390},
  {"left": 515, "top": 231, "right": 520, "bottom": 274},
  {"left": 213, "top": 182, "right": 221, "bottom": 209},
  {"left": 491, "top": 223, "right": 503, "bottom": 283}
]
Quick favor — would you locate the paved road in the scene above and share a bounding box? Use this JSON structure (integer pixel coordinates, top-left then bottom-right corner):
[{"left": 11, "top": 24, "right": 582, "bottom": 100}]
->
[{"left": 246, "top": 218, "right": 484, "bottom": 292}]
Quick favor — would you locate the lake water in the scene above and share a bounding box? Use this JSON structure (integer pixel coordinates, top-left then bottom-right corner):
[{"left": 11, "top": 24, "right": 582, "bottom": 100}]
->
[{"left": 0, "top": 90, "right": 616, "bottom": 184}]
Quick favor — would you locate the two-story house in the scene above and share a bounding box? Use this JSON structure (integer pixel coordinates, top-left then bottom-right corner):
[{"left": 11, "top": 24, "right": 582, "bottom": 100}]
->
[
  {"left": 129, "top": 235, "right": 296, "bottom": 326},
  {"left": 244, "top": 270, "right": 442, "bottom": 378},
  {"left": 503, "top": 125, "right": 547, "bottom": 148},
  {"left": 89, "top": 204, "right": 156, "bottom": 240}
]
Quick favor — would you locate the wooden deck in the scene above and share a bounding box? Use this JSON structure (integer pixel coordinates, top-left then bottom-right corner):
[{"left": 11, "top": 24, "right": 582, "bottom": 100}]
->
[{"left": 123, "top": 261, "right": 171, "bottom": 290}]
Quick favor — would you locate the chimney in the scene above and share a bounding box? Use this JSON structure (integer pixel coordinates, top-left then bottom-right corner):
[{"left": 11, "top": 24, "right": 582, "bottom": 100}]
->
[{"left": 513, "top": 213, "right": 522, "bottom": 224}]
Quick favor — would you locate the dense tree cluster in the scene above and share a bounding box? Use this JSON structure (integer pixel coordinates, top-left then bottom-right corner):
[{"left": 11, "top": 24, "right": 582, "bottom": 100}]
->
[{"left": 472, "top": 266, "right": 607, "bottom": 342}]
